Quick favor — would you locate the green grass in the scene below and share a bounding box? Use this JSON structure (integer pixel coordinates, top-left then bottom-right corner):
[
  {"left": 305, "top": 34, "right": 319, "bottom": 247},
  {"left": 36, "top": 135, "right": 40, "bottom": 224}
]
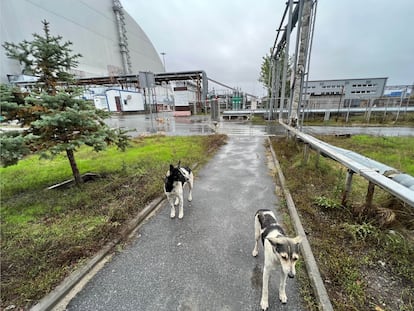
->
[
  {"left": 321, "top": 135, "right": 414, "bottom": 175},
  {"left": 0, "top": 134, "right": 227, "bottom": 309},
  {"left": 270, "top": 135, "right": 414, "bottom": 311},
  {"left": 302, "top": 111, "right": 414, "bottom": 127},
  {"left": 1, "top": 136, "right": 209, "bottom": 197}
]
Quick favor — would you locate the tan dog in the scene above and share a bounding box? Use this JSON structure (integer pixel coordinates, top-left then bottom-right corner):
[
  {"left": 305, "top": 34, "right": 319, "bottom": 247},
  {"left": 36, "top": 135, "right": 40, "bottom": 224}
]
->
[{"left": 252, "top": 209, "right": 302, "bottom": 310}]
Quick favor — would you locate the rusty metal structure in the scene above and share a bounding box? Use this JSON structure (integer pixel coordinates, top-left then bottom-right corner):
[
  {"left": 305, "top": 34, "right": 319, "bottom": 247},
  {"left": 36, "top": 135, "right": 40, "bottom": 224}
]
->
[{"left": 269, "top": 0, "right": 318, "bottom": 127}]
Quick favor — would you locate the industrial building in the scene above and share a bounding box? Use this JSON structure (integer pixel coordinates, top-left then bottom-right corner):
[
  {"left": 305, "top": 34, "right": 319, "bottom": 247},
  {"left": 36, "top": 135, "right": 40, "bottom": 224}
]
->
[{"left": 304, "top": 77, "right": 388, "bottom": 108}]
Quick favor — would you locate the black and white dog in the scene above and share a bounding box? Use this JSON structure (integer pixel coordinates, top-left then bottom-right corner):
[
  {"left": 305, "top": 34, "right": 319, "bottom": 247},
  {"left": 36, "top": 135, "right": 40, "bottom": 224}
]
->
[
  {"left": 252, "top": 209, "right": 302, "bottom": 310},
  {"left": 164, "top": 162, "right": 194, "bottom": 219}
]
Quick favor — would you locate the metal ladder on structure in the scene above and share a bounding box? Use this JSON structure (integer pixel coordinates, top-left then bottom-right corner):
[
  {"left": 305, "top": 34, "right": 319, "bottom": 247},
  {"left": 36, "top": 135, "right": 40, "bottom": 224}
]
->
[{"left": 112, "top": 0, "right": 132, "bottom": 74}]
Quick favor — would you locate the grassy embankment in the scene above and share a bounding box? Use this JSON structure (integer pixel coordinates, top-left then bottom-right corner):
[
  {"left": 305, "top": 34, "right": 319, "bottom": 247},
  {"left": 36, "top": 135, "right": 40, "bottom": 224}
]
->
[
  {"left": 302, "top": 111, "right": 414, "bottom": 126},
  {"left": 249, "top": 111, "right": 414, "bottom": 127},
  {"left": 270, "top": 135, "right": 414, "bottom": 311},
  {"left": 0, "top": 134, "right": 227, "bottom": 309}
]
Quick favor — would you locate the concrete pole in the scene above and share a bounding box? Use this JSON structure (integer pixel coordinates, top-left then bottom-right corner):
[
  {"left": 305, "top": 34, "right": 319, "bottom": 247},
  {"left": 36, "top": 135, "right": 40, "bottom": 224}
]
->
[{"left": 290, "top": 0, "right": 312, "bottom": 127}]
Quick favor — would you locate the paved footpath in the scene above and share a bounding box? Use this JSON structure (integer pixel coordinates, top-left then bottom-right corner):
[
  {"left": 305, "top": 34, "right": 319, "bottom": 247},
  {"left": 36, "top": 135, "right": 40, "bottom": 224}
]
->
[{"left": 66, "top": 136, "right": 305, "bottom": 311}]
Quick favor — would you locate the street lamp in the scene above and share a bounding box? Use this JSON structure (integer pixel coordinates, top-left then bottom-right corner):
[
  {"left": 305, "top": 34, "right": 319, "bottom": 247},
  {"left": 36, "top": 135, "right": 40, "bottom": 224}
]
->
[{"left": 160, "top": 52, "right": 166, "bottom": 72}]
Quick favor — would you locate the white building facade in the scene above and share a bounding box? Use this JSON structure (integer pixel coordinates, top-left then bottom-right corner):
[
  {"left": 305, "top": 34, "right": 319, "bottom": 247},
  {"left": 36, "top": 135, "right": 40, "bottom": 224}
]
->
[
  {"left": 305, "top": 78, "right": 387, "bottom": 99},
  {"left": 304, "top": 77, "right": 388, "bottom": 108}
]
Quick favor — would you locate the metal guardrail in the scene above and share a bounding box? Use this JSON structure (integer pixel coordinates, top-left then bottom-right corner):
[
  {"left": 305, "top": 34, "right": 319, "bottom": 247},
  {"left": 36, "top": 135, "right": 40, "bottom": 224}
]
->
[
  {"left": 223, "top": 106, "right": 414, "bottom": 116},
  {"left": 317, "top": 142, "right": 414, "bottom": 191},
  {"left": 279, "top": 122, "right": 414, "bottom": 207}
]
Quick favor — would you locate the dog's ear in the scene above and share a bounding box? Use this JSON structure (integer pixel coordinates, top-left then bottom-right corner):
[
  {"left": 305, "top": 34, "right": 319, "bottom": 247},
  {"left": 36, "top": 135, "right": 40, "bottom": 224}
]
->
[
  {"left": 268, "top": 236, "right": 302, "bottom": 246},
  {"left": 169, "top": 164, "right": 174, "bottom": 172},
  {"left": 267, "top": 236, "right": 286, "bottom": 246},
  {"left": 177, "top": 160, "right": 181, "bottom": 168}
]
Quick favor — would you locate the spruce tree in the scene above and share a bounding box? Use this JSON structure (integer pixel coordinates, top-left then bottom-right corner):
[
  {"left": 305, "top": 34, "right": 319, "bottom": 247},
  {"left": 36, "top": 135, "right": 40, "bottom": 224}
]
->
[
  {"left": 0, "top": 84, "right": 30, "bottom": 166},
  {"left": 1, "top": 20, "right": 128, "bottom": 185}
]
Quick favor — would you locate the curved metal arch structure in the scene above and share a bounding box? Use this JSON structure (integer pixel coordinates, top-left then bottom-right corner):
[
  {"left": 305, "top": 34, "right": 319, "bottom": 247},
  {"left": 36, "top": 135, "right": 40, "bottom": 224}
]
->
[{"left": 0, "top": 0, "right": 164, "bottom": 84}]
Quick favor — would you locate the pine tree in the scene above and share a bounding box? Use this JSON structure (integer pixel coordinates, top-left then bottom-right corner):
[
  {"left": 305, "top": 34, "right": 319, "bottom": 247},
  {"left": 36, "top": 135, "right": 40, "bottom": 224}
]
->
[
  {"left": 1, "top": 20, "right": 128, "bottom": 185},
  {"left": 0, "top": 84, "right": 30, "bottom": 166}
]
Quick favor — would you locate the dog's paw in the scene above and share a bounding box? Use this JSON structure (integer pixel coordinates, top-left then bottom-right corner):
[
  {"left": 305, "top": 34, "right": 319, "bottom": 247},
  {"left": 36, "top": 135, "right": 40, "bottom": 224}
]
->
[
  {"left": 252, "top": 249, "right": 258, "bottom": 257},
  {"left": 170, "top": 210, "right": 176, "bottom": 218},
  {"left": 260, "top": 299, "right": 268, "bottom": 310},
  {"left": 178, "top": 213, "right": 184, "bottom": 219},
  {"left": 279, "top": 292, "right": 287, "bottom": 304}
]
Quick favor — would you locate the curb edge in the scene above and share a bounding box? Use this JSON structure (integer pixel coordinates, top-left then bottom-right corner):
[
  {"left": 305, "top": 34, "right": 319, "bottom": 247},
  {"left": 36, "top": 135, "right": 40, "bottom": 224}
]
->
[
  {"left": 30, "top": 196, "right": 166, "bottom": 311},
  {"left": 267, "top": 136, "right": 334, "bottom": 311}
]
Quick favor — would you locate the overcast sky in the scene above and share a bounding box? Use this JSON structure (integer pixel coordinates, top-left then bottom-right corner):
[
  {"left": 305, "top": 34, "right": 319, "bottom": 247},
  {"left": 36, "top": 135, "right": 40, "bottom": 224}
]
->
[{"left": 121, "top": 0, "right": 414, "bottom": 97}]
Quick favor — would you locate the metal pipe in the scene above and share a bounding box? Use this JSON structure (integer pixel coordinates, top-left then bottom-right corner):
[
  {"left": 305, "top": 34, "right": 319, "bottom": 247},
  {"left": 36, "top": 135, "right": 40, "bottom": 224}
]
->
[{"left": 279, "top": 0, "right": 294, "bottom": 121}]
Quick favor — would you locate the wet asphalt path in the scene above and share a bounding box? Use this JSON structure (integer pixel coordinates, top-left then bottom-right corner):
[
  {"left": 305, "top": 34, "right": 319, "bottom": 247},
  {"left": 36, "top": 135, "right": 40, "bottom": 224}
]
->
[{"left": 66, "top": 136, "right": 304, "bottom": 311}]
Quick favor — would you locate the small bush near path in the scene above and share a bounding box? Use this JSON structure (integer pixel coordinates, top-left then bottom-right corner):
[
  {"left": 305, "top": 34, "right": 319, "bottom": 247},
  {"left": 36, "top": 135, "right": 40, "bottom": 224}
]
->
[
  {"left": 270, "top": 135, "right": 414, "bottom": 311},
  {"left": 0, "top": 134, "right": 227, "bottom": 309}
]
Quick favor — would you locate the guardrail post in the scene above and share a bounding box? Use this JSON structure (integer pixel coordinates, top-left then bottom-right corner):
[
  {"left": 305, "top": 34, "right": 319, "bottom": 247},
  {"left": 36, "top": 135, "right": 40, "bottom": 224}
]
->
[
  {"left": 303, "top": 143, "right": 309, "bottom": 164},
  {"left": 342, "top": 169, "right": 354, "bottom": 205},
  {"left": 365, "top": 181, "right": 375, "bottom": 209},
  {"left": 315, "top": 149, "right": 320, "bottom": 167}
]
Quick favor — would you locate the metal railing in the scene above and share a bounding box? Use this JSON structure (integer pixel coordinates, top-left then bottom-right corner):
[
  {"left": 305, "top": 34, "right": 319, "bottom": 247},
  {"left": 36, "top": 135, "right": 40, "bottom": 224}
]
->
[{"left": 279, "top": 122, "right": 414, "bottom": 207}]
